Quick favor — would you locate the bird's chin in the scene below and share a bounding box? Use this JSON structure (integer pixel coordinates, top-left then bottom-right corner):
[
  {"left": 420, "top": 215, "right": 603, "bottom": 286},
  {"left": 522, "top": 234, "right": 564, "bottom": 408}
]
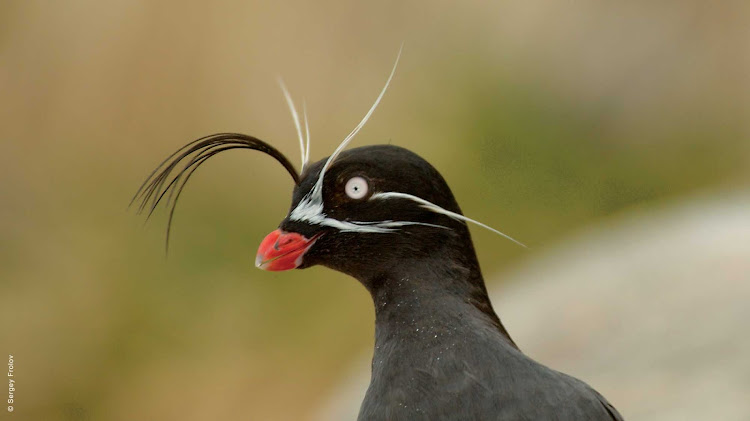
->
[{"left": 255, "top": 229, "right": 321, "bottom": 271}]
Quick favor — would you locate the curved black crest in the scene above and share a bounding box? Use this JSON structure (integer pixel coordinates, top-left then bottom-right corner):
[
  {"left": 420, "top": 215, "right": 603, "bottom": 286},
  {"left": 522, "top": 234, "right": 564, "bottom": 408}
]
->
[{"left": 131, "top": 132, "right": 300, "bottom": 251}]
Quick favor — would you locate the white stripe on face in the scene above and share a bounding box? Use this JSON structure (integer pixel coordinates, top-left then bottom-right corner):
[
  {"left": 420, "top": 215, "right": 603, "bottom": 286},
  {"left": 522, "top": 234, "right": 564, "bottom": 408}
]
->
[
  {"left": 370, "top": 192, "right": 527, "bottom": 248},
  {"left": 288, "top": 187, "right": 447, "bottom": 233},
  {"left": 289, "top": 187, "right": 525, "bottom": 250}
]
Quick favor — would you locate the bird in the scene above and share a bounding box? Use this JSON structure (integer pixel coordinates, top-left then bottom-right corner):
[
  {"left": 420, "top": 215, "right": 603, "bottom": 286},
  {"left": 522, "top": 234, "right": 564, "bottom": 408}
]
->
[{"left": 133, "top": 51, "right": 623, "bottom": 421}]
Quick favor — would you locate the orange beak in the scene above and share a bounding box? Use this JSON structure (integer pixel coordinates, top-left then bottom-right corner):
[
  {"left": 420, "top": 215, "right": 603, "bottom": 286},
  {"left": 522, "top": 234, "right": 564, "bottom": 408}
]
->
[{"left": 255, "top": 229, "right": 319, "bottom": 271}]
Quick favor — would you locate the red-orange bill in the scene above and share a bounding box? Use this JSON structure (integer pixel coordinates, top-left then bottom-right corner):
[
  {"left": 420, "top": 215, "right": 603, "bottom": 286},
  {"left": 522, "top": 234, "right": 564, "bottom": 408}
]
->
[{"left": 255, "top": 229, "right": 318, "bottom": 271}]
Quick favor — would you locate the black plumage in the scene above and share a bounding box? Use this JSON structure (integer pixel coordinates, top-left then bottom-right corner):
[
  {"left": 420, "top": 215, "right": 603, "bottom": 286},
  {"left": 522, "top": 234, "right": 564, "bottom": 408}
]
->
[
  {"left": 136, "top": 140, "right": 623, "bottom": 420},
  {"left": 281, "top": 145, "right": 623, "bottom": 420}
]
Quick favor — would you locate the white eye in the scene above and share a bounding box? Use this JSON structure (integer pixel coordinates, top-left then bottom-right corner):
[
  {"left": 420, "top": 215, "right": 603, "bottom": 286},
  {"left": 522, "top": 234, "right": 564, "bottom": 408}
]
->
[{"left": 345, "top": 176, "right": 369, "bottom": 200}]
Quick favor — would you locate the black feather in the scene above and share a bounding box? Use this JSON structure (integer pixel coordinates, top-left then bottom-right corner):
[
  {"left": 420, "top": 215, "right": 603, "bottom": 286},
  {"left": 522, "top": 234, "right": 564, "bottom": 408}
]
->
[{"left": 131, "top": 133, "right": 299, "bottom": 252}]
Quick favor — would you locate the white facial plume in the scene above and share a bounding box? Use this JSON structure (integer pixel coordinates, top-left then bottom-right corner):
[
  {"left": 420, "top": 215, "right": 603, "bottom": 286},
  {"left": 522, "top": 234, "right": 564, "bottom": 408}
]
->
[{"left": 281, "top": 46, "right": 525, "bottom": 248}]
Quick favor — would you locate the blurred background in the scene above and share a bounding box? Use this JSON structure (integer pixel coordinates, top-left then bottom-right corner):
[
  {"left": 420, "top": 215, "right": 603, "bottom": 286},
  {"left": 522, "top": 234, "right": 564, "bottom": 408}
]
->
[{"left": 1, "top": 1, "right": 748, "bottom": 420}]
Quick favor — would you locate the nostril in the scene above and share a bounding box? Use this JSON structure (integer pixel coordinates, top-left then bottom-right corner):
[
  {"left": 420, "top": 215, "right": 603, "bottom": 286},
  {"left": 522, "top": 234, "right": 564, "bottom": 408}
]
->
[{"left": 276, "top": 237, "right": 295, "bottom": 249}]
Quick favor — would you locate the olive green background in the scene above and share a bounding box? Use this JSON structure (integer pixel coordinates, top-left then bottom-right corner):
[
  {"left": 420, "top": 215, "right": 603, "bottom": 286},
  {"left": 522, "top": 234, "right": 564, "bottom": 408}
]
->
[{"left": 1, "top": 1, "right": 748, "bottom": 420}]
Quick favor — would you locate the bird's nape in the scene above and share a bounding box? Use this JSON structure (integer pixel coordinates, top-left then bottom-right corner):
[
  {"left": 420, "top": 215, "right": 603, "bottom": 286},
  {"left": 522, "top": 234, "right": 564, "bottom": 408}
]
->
[{"left": 130, "top": 133, "right": 300, "bottom": 252}]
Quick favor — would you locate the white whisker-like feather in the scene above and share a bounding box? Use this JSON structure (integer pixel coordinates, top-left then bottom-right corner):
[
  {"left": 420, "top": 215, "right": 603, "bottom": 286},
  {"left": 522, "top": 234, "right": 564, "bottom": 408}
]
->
[
  {"left": 283, "top": 46, "right": 525, "bottom": 247},
  {"left": 312, "top": 45, "right": 403, "bottom": 194},
  {"left": 371, "top": 192, "right": 528, "bottom": 248},
  {"left": 278, "top": 78, "right": 306, "bottom": 170},
  {"left": 320, "top": 218, "right": 449, "bottom": 233},
  {"left": 303, "top": 100, "right": 311, "bottom": 170}
]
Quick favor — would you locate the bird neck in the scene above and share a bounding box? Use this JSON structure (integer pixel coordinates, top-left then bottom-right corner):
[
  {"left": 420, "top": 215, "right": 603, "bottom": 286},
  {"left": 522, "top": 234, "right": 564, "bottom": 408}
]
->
[{"left": 362, "top": 257, "right": 517, "bottom": 349}]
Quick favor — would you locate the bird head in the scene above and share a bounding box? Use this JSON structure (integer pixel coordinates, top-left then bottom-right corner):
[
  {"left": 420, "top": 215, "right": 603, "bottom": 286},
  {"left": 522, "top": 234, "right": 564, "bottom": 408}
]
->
[
  {"left": 256, "top": 144, "right": 472, "bottom": 278},
  {"left": 133, "top": 49, "right": 524, "bottom": 284}
]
